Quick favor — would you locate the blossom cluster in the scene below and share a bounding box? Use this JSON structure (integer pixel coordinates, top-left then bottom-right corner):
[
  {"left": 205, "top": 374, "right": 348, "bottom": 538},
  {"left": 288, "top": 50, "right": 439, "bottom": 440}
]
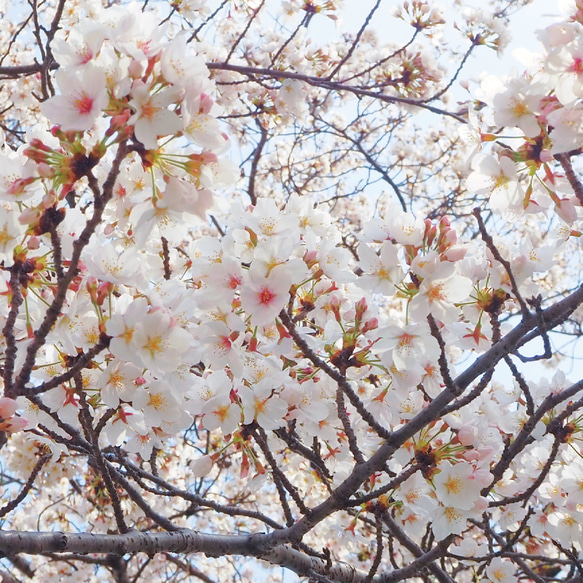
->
[
  {"left": 466, "top": 0, "right": 583, "bottom": 226},
  {"left": 2, "top": 1, "right": 583, "bottom": 582}
]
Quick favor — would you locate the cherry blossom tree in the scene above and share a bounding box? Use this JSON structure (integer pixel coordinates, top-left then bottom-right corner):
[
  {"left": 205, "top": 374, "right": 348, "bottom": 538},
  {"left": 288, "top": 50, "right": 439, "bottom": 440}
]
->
[{"left": 2, "top": 0, "right": 583, "bottom": 582}]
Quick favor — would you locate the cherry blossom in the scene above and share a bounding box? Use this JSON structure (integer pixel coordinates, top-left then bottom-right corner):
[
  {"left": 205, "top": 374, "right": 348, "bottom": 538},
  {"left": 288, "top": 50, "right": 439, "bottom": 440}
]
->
[
  {"left": 127, "top": 85, "right": 183, "bottom": 149},
  {"left": 40, "top": 64, "right": 109, "bottom": 131},
  {"left": 239, "top": 264, "right": 293, "bottom": 326},
  {"left": 408, "top": 262, "right": 473, "bottom": 322},
  {"left": 2, "top": 1, "right": 583, "bottom": 582}
]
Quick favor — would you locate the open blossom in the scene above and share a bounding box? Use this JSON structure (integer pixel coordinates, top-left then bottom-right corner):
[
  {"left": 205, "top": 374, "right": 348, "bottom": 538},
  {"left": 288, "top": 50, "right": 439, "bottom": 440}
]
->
[
  {"left": 0, "top": 397, "right": 26, "bottom": 433},
  {"left": 546, "top": 37, "right": 583, "bottom": 104},
  {"left": 132, "top": 381, "right": 187, "bottom": 428},
  {"left": 108, "top": 4, "right": 168, "bottom": 60},
  {"left": 0, "top": 151, "right": 38, "bottom": 202},
  {"left": 548, "top": 104, "right": 583, "bottom": 153},
  {"left": 238, "top": 384, "right": 288, "bottom": 430},
  {"left": 51, "top": 20, "right": 105, "bottom": 68},
  {"left": 357, "top": 241, "right": 401, "bottom": 295},
  {"left": 275, "top": 79, "right": 308, "bottom": 117},
  {"left": 99, "top": 360, "right": 141, "bottom": 408},
  {"left": 409, "top": 262, "right": 473, "bottom": 322},
  {"left": 197, "top": 319, "right": 245, "bottom": 378},
  {"left": 128, "top": 84, "right": 183, "bottom": 149},
  {"left": 201, "top": 393, "right": 241, "bottom": 435},
  {"left": 491, "top": 77, "right": 544, "bottom": 137},
  {"left": 387, "top": 209, "right": 425, "bottom": 246},
  {"left": 131, "top": 308, "right": 194, "bottom": 374},
  {"left": 0, "top": 204, "right": 26, "bottom": 266},
  {"left": 376, "top": 323, "right": 439, "bottom": 371},
  {"left": 160, "top": 34, "right": 210, "bottom": 88},
  {"left": 239, "top": 264, "right": 293, "bottom": 326},
  {"left": 433, "top": 461, "right": 491, "bottom": 510},
  {"left": 486, "top": 557, "right": 517, "bottom": 583},
  {"left": 466, "top": 153, "right": 524, "bottom": 213},
  {"left": 82, "top": 244, "right": 144, "bottom": 286},
  {"left": 196, "top": 258, "right": 243, "bottom": 309},
  {"left": 106, "top": 297, "right": 193, "bottom": 374},
  {"left": 431, "top": 496, "right": 488, "bottom": 540},
  {"left": 41, "top": 64, "right": 109, "bottom": 131},
  {"left": 182, "top": 93, "right": 228, "bottom": 150}
]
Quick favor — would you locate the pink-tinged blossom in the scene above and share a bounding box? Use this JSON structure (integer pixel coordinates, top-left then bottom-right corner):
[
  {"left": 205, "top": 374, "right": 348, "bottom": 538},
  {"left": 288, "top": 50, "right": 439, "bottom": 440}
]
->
[
  {"left": 0, "top": 397, "right": 18, "bottom": 421},
  {"left": 125, "top": 427, "right": 164, "bottom": 459},
  {"left": 198, "top": 320, "right": 245, "bottom": 378},
  {"left": 546, "top": 38, "right": 583, "bottom": 104},
  {"left": 0, "top": 398, "right": 26, "bottom": 433},
  {"left": 42, "top": 385, "right": 80, "bottom": 426},
  {"left": 128, "top": 84, "right": 183, "bottom": 149},
  {"left": 0, "top": 151, "right": 39, "bottom": 202},
  {"left": 41, "top": 65, "right": 109, "bottom": 131},
  {"left": 182, "top": 96, "right": 228, "bottom": 150},
  {"left": 160, "top": 177, "right": 214, "bottom": 219},
  {"left": 51, "top": 20, "right": 105, "bottom": 68},
  {"left": 239, "top": 264, "right": 293, "bottom": 326},
  {"left": 196, "top": 258, "right": 243, "bottom": 309}
]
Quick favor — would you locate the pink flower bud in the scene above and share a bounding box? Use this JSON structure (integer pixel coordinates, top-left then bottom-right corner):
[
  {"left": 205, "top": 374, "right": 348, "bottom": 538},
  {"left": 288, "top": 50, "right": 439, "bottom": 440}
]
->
[
  {"left": 443, "top": 245, "right": 467, "bottom": 262},
  {"left": 0, "top": 397, "right": 18, "bottom": 420},
  {"left": 458, "top": 424, "right": 478, "bottom": 446},
  {"left": 191, "top": 455, "right": 213, "bottom": 477}
]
